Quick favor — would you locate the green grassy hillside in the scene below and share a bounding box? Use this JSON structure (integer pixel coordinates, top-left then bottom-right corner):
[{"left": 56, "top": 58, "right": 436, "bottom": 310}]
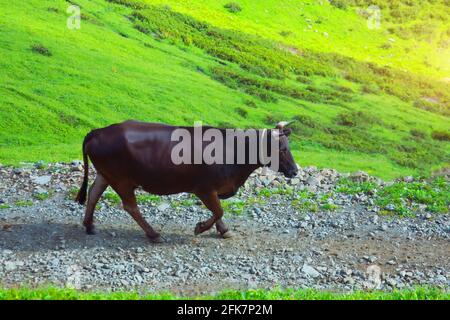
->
[{"left": 0, "top": 0, "right": 449, "bottom": 179}]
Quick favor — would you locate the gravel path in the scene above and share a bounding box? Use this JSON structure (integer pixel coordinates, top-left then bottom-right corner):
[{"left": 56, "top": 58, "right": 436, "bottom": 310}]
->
[{"left": 0, "top": 163, "right": 448, "bottom": 295}]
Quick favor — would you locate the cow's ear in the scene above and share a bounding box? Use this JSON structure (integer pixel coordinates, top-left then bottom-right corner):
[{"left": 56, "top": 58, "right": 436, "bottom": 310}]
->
[{"left": 283, "top": 128, "right": 292, "bottom": 136}]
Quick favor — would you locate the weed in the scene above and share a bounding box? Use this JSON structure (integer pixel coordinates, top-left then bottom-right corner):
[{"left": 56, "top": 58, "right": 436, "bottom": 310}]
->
[
  {"left": 31, "top": 44, "right": 52, "bottom": 56},
  {"left": 15, "top": 200, "right": 33, "bottom": 207},
  {"left": 224, "top": 2, "right": 242, "bottom": 13}
]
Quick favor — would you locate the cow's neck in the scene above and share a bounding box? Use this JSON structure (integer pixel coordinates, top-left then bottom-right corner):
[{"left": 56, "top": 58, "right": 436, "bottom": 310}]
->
[{"left": 231, "top": 128, "right": 272, "bottom": 186}]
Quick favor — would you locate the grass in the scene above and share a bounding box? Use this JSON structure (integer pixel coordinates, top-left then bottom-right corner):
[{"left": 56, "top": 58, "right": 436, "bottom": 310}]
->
[
  {"left": 103, "top": 189, "right": 162, "bottom": 205},
  {"left": 32, "top": 190, "right": 53, "bottom": 200},
  {"left": 14, "top": 200, "right": 33, "bottom": 207},
  {"left": 0, "top": 286, "right": 448, "bottom": 300},
  {"left": 335, "top": 176, "right": 449, "bottom": 216},
  {"left": 0, "top": 0, "right": 448, "bottom": 181},
  {"left": 376, "top": 177, "right": 449, "bottom": 216},
  {"left": 336, "top": 178, "right": 378, "bottom": 195}
]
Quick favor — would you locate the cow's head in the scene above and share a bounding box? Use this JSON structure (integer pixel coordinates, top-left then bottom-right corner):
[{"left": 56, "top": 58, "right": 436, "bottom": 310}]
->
[{"left": 274, "top": 121, "right": 298, "bottom": 178}]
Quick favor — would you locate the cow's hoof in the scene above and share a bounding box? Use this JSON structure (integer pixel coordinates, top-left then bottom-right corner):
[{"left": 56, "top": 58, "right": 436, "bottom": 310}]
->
[
  {"left": 221, "top": 230, "right": 233, "bottom": 239},
  {"left": 194, "top": 222, "right": 205, "bottom": 235},
  {"left": 149, "top": 236, "right": 164, "bottom": 244},
  {"left": 148, "top": 234, "right": 163, "bottom": 243},
  {"left": 85, "top": 226, "right": 96, "bottom": 235}
]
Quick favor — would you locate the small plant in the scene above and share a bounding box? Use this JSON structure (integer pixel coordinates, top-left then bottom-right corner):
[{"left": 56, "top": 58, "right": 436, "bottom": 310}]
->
[
  {"left": 224, "top": 2, "right": 242, "bottom": 13},
  {"left": 244, "top": 100, "right": 257, "bottom": 108},
  {"left": 361, "top": 83, "right": 379, "bottom": 94},
  {"left": 410, "top": 129, "right": 426, "bottom": 139},
  {"left": 222, "top": 199, "right": 246, "bottom": 215},
  {"left": 106, "top": 0, "right": 147, "bottom": 10},
  {"left": 336, "top": 178, "right": 377, "bottom": 195},
  {"left": 31, "top": 44, "right": 52, "bottom": 56},
  {"left": 413, "top": 99, "right": 448, "bottom": 116},
  {"left": 376, "top": 178, "right": 449, "bottom": 216},
  {"left": 172, "top": 198, "right": 196, "bottom": 207},
  {"left": 335, "top": 111, "right": 381, "bottom": 127},
  {"left": 292, "top": 114, "right": 318, "bottom": 128},
  {"left": 33, "top": 192, "right": 52, "bottom": 201},
  {"left": 329, "top": 0, "right": 347, "bottom": 10},
  {"left": 380, "top": 42, "right": 392, "bottom": 50},
  {"left": 235, "top": 107, "right": 248, "bottom": 118},
  {"left": 279, "top": 31, "right": 293, "bottom": 37},
  {"left": 431, "top": 130, "right": 450, "bottom": 142},
  {"left": 292, "top": 199, "right": 318, "bottom": 213},
  {"left": 217, "top": 121, "right": 235, "bottom": 129},
  {"left": 0, "top": 204, "right": 11, "bottom": 209},
  {"left": 15, "top": 200, "right": 33, "bottom": 207},
  {"left": 67, "top": 187, "right": 79, "bottom": 200},
  {"left": 321, "top": 203, "right": 339, "bottom": 211},
  {"left": 257, "top": 188, "right": 272, "bottom": 198},
  {"left": 103, "top": 191, "right": 121, "bottom": 205},
  {"left": 137, "top": 194, "right": 161, "bottom": 204}
]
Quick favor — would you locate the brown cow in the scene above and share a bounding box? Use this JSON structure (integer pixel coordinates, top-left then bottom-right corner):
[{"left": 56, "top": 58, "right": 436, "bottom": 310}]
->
[{"left": 75, "top": 120, "right": 297, "bottom": 243}]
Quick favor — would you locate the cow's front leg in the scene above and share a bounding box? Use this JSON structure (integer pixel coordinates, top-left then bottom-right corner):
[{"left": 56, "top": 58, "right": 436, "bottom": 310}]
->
[{"left": 195, "top": 191, "right": 232, "bottom": 238}]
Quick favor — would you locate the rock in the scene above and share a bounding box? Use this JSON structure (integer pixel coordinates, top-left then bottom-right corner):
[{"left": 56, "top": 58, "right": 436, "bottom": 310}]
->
[
  {"left": 385, "top": 204, "right": 395, "bottom": 211},
  {"left": 157, "top": 202, "right": 170, "bottom": 211},
  {"left": 306, "top": 176, "right": 320, "bottom": 186},
  {"left": 301, "top": 264, "right": 321, "bottom": 278},
  {"left": 404, "top": 176, "right": 414, "bottom": 183},
  {"left": 386, "top": 278, "right": 398, "bottom": 287},
  {"left": 32, "top": 175, "right": 51, "bottom": 185},
  {"left": 365, "top": 265, "right": 382, "bottom": 289},
  {"left": 364, "top": 256, "right": 378, "bottom": 263},
  {"left": 290, "top": 178, "right": 300, "bottom": 185},
  {"left": 344, "top": 276, "right": 355, "bottom": 285},
  {"left": 34, "top": 161, "right": 46, "bottom": 169},
  {"left": 4, "top": 261, "right": 22, "bottom": 271},
  {"left": 435, "top": 275, "right": 446, "bottom": 283},
  {"left": 34, "top": 187, "right": 48, "bottom": 196},
  {"left": 350, "top": 170, "right": 370, "bottom": 183},
  {"left": 299, "top": 221, "right": 308, "bottom": 229}
]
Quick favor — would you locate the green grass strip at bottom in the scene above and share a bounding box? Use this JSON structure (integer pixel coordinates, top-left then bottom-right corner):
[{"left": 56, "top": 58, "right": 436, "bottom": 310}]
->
[{"left": 0, "top": 287, "right": 448, "bottom": 300}]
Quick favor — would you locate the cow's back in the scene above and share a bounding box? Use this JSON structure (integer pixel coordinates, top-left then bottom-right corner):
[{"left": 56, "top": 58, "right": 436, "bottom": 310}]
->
[{"left": 85, "top": 121, "right": 211, "bottom": 194}]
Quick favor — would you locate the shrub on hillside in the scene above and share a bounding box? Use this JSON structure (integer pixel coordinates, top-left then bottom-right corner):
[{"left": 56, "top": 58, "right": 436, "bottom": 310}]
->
[
  {"left": 244, "top": 100, "right": 257, "bottom": 108},
  {"left": 292, "top": 115, "right": 318, "bottom": 128},
  {"left": 106, "top": 0, "right": 147, "bottom": 10},
  {"left": 335, "top": 111, "right": 380, "bottom": 127},
  {"left": 329, "top": 0, "right": 348, "bottom": 10},
  {"left": 279, "top": 31, "right": 293, "bottom": 37},
  {"left": 431, "top": 131, "right": 450, "bottom": 142},
  {"left": 410, "top": 129, "right": 426, "bottom": 140},
  {"left": 224, "top": 2, "right": 242, "bottom": 13},
  {"left": 235, "top": 107, "right": 248, "bottom": 118},
  {"left": 31, "top": 44, "right": 52, "bottom": 56},
  {"left": 413, "top": 99, "right": 449, "bottom": 116}
]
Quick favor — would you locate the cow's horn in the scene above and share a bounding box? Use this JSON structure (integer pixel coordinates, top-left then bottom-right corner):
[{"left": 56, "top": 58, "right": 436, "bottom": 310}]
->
[{"left": 276, "top": 120, "right": 296, "bottom": 129}]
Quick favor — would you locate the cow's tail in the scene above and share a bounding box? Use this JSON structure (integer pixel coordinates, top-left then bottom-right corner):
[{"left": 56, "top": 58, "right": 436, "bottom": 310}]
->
[{"left": 75, "top": 132, "right": 92, "bottom": 205}]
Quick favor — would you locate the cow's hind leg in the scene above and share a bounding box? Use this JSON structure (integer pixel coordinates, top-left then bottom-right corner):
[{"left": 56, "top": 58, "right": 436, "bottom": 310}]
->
[
  {"left": 195, "top": 191, "right": 232, "bottom": 238},
  {"left": 115, "top": 188, "right": 162, "bottom": 243},
  {"left": 215, "top": 219, "right": 232, "bottom": 238},
  {"left": 83, "top": 174, "right": 108, "bottom": 235}
]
